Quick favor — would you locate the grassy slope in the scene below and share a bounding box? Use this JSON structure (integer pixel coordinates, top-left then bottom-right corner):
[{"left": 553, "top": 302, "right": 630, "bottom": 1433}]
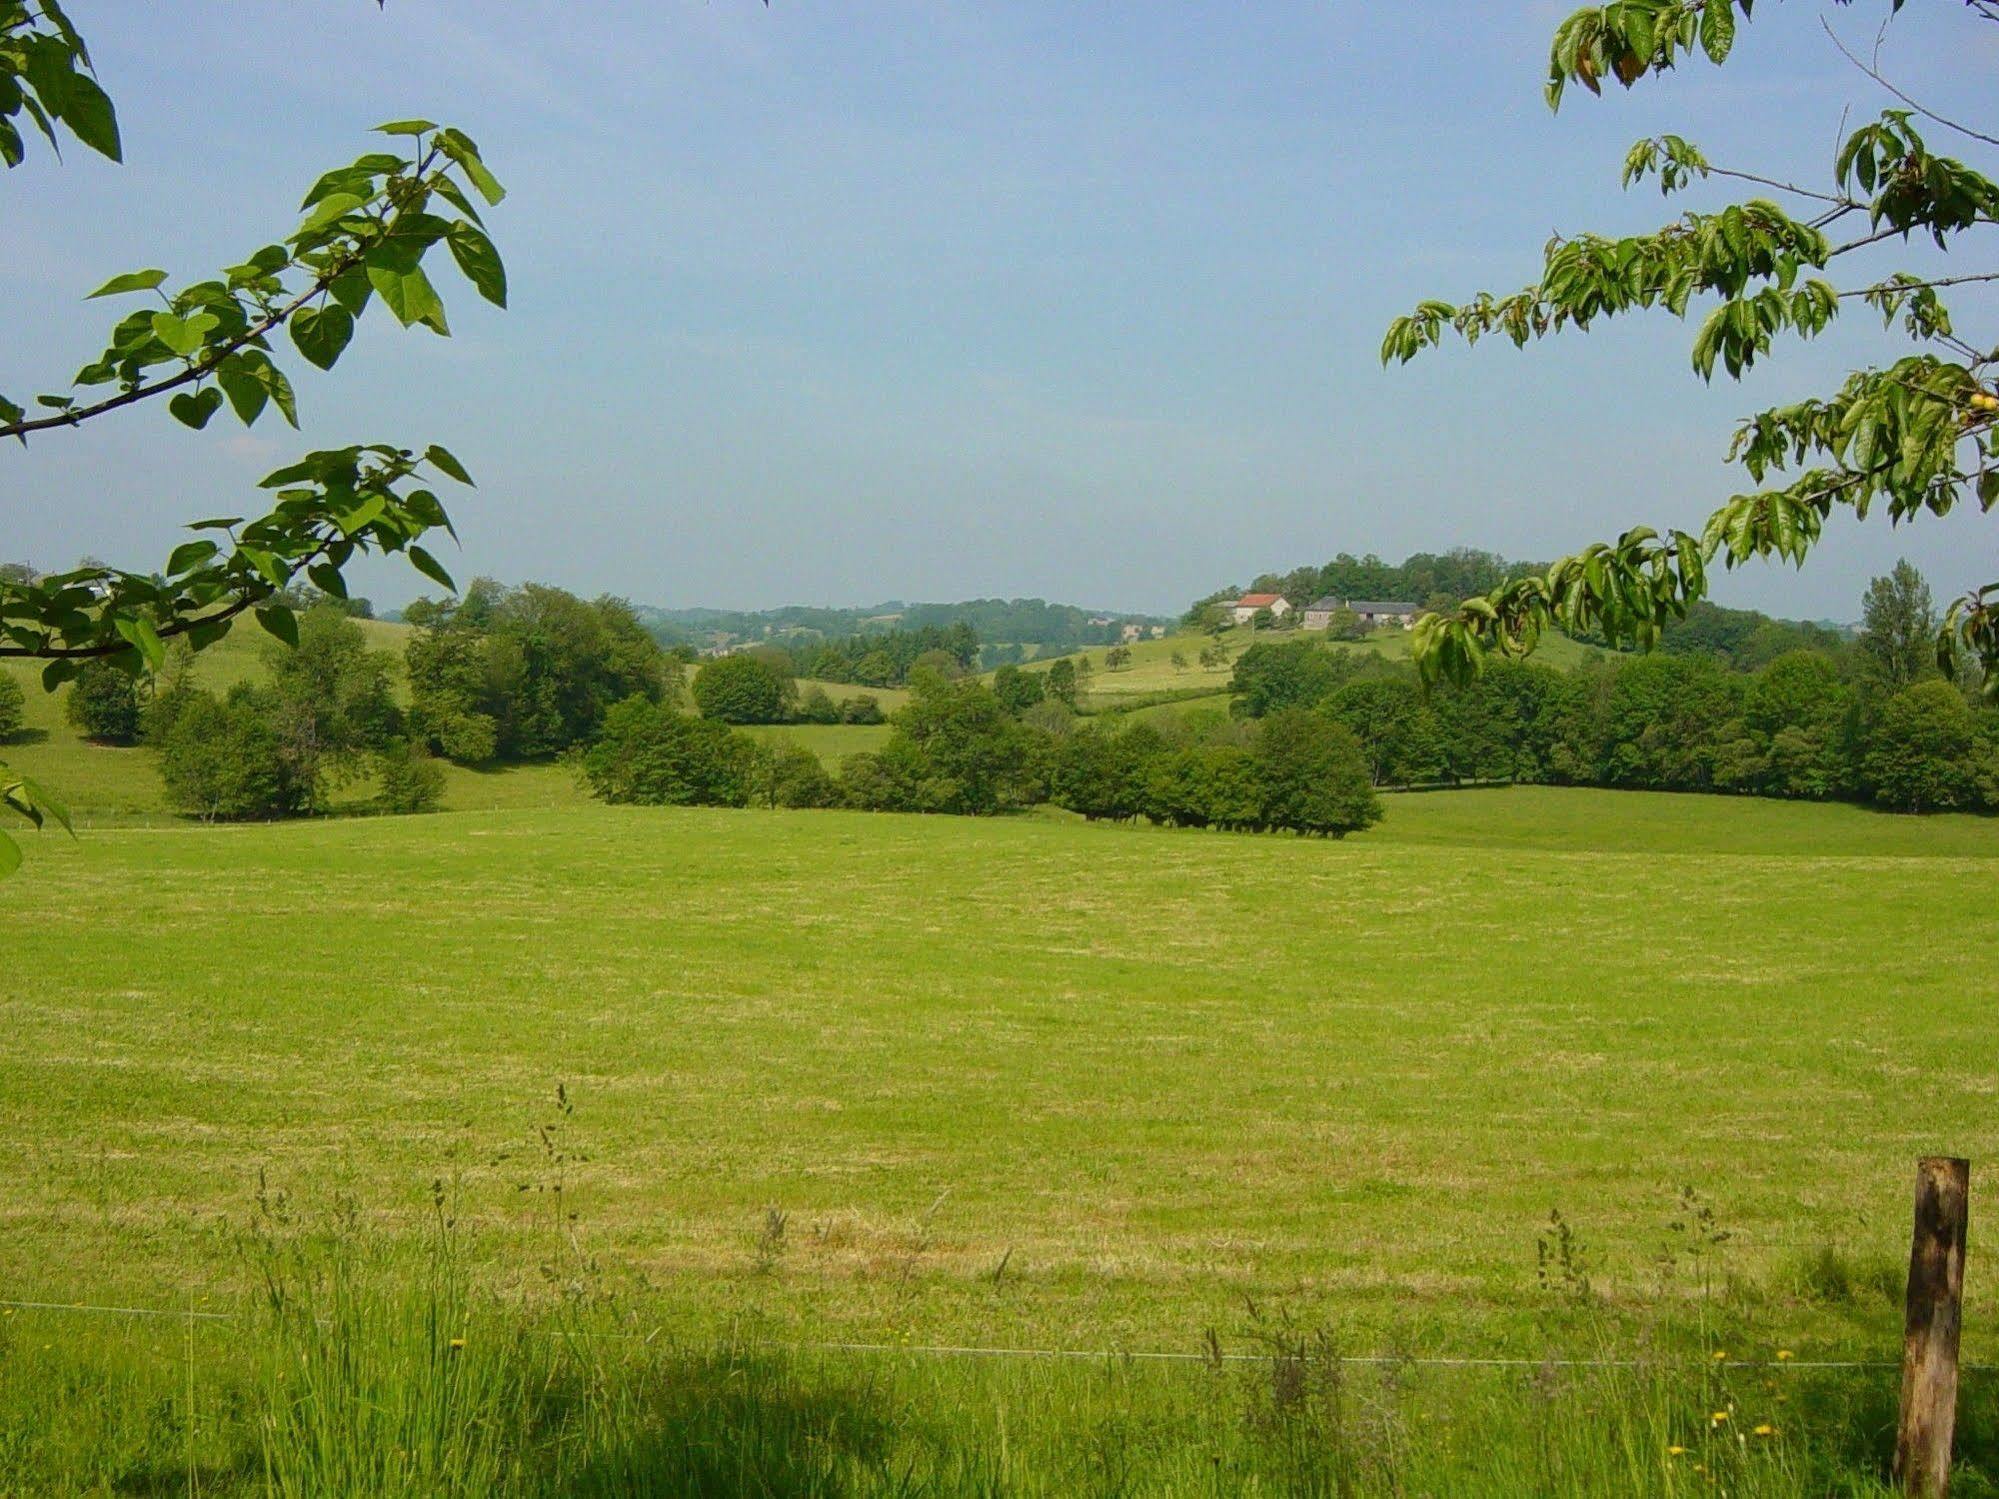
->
[
  {"left": 1010, "top": 625, "right": 1598, "bottom": 709},
  {"left": 3, "top": 786, "right": 1993, "bottom": 1362}
]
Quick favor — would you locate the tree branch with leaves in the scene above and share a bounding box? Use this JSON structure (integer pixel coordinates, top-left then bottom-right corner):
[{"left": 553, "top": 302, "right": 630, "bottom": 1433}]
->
[
  {"left": 1383, "top": 0, "right": 1999, "bottom": 692},
  {"left": 0, "top": 1, "right": 508, "bottom": 873}
]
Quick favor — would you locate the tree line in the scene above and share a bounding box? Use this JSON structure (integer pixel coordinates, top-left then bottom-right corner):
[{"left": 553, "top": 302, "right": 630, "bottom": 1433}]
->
[
  {"left": 1225, "top": 562, "right": 1998, "bottom": 815},
  {"left": 584, "top": 669, "right": 1383, "bottom": 837}
]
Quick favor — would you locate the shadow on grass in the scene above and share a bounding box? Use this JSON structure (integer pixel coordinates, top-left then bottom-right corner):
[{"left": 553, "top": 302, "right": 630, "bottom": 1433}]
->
[{"left": 537, "top": 1352, "right": 913, "bottom": 1498}]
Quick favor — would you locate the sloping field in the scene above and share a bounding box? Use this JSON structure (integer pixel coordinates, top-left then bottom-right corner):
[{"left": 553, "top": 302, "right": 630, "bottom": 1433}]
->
[{"left": 2, "top": 787, "right": 1993, "bottom": 1361}]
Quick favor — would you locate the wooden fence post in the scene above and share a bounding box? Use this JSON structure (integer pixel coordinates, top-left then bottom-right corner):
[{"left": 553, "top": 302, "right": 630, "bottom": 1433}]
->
[{"left": 1896, "top": 1156, "right": 1970, "bottom": 1499}]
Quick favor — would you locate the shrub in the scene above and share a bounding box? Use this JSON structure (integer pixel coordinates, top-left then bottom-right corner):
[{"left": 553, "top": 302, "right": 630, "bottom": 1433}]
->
[
  {"left": 839, "top": 693, "right": 884, "bottom": 725},
  {"left": 795, "top": 685, "right": 840, "bottom": 724},
  {"left": 65, "top": 658, "right": 142, "bottom": 743},
  {"left": 156, "top": 686, "right": 307, "bottom": 821},
  {"left": 0, "top": 671, "right": 23, "bottom": 742},
  {"left": 692, "top": 654, "right": 789, "bottom": 725},
  {"left": 377, "top": 740, "right": 446, "bottom": 815},
  {"left": 582, "top": 697, "right": 754, "bottom": 807},
  {"left": 760, "top": 742, "right": 840, "bottom": 809}
]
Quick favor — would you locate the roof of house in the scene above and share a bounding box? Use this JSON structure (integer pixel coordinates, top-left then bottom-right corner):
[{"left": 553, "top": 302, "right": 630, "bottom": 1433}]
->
[
  {"left": 1305, "top": 596, "right": 1342, "bottom": 612},
  {"left": 1234, "top": 592, "right": 1285, "bottom": 607},
  {"left": 1347, "top": 600, "right": 1420, "bottom": 614}
]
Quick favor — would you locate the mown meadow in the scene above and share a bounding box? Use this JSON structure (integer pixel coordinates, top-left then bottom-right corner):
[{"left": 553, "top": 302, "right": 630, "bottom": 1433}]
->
[{"left": 2, "top": 782, "right": 1995, "bottom": 1493}]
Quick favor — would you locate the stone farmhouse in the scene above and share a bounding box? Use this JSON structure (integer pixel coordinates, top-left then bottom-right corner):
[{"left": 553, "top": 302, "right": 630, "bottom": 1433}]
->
[{"left": 1301, "top": 596, "right": 1422, "bottom": 631}]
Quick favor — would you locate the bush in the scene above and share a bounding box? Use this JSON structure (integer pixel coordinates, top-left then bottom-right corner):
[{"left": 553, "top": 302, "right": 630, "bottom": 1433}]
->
[
  {"left": 582, "top": 697, "right": 754, "bottom": 807},
  {"left": 377, "top": 740, "right": 446, "bottom": 815},
  {"left": 0, "top": 671, "right": 23, "bottom": 742},
  {"left": 692, "top": 654, "right": 789, "bottom": 725},
  {"left": 65, "top": 658, "right": 142, "bottom": 743},
  {"left": 839, "top": 693, "right": 884, "bottom": 725},
  {"left": 795, "top": 685, "right": 840, "bottom": 724},
  {"left": 759, "top": 742, "right": 840, "bottom": 809},
  {"left": 155, "top": 686, "right": 307, "bottom": 821}
]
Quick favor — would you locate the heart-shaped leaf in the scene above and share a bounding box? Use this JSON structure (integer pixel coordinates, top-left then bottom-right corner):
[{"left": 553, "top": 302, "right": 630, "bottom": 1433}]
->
[{"left": 169, "top": 387, "right": 223, "bottom": 429}]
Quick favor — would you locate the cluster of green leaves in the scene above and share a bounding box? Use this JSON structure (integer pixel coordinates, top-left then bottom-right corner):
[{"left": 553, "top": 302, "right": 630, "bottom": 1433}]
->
[
  {"left": 2, "top": 4, "right": 510, "bottom": 870},
  {"left": 1385, "top": 1, "right": 1999, "bottom": 693},
  {"left": 0, "top": 1, "right": 117, "bottom": 166}
]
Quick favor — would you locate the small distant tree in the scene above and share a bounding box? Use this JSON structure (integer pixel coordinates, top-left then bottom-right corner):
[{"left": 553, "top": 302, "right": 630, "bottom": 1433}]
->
[
  {"left": 156, "top": 686, "right": 307, "bottom": 821},
  {"left": 1250, "top": 607, "right": 1276, "bottom": 632},
  {"left": 851, "top": 649, "right": 897, "bottom": 688},
  {"left": 757, "top": 741, "right": 839, "bottom": 809},
  {"left": 376, "top": 739, "right": 445, "bottom": 814},
  {"left": 1859, "top": 560, "right": 1937, "bottom": 692},
  {"left": 0, "top": 671, "right": 23, "bottom": 742},
  {"left": 991, "top": 663, "right": 1046, "bottom": 715},
  {"left": 1863, "top": 680, "right": 1996, "bottom": 813},
  {"left": 1105, "top": 645, "right": 1133, "bottom": 671},
  {"left": 1044, "top": 658, "right": 1078, "bottom": 707},
  {"left": 840, "top": 693, "right": 885, "bottom": 725},
  {"left": 692, "top": 653, "right": 789, "bottom": 724},
  {"left": 1325, "top": 607, "right": 1367, "bottom": 641},
  {"left": 1073, "top": 657, "right": 1095, "bottom": 694},
  {"left": 1256, "top": 709, "right": 1381, "bottom": 836},
  {"left": 64, "top": 658, "right": 142, "bottom": 743},
  {"left": 1170, "top": 650, "right": 1189, "bottom": 672},
  {"left": 795, "top": 684, "right": 841, "bottom": 724}
]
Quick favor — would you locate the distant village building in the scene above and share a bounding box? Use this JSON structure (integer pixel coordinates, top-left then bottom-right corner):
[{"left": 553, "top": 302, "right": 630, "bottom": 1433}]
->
[
  {"left": 1302, "top": 597, "right": 1422, "bottom": 631},
  {"left": 1120, "top": 623, "right": 1145, "bottom": 643},
  {"left": 1148, "top": 624, "right": 1167, "bottom": 639},
  {"left": 1228, "top": 592, "right": 1292, "bottom": 626}
]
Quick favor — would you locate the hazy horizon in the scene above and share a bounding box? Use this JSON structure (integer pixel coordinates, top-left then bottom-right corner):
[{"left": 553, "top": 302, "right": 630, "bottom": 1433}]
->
[{"left": 7, "top": 3, "right": 1994, "bottom": 621}]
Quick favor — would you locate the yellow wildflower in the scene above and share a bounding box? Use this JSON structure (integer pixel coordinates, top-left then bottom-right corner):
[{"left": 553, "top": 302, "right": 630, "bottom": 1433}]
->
[
  {"left": 448, "top": 1337, "right": 465, "bottom": 1351},
  {"left": 1754, "top": 1424, "right": 1776, "bottom": 1437},
  {"left": 1776, "top": 1349, "right": 1793, "bottom": 1361},
  {"left": 1712, "top": 1349, "right": 1728, "bottom": 1361},
  {"left": 1667, "top": 1445, "right": 1687, "bottom": 1456},
  {"left": 1711, "top": 1411, "right": 1730, "bottom": 1425}
]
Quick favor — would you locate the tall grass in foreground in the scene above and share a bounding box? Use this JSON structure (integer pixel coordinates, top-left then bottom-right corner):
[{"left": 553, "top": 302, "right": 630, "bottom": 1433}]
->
[{"left": 2, "top": 1201, "right": 1994, "bottom": 1497}]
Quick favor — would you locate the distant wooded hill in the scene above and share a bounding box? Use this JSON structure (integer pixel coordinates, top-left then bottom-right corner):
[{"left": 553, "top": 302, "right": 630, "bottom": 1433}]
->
[{"left": 629, "top": 598, "right": 1171, "bottom": 652}]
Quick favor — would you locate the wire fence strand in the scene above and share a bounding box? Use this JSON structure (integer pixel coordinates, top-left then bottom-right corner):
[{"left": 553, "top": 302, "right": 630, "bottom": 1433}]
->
[{"left": 7, "top": 1295, "right": 1996, "bottom": 1373}]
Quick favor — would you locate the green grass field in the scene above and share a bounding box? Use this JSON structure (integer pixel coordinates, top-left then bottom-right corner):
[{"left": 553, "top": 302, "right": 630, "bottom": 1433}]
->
[
  {"left": 4, "top": 784, "right": 1997, "bottom": 1492},
  {"left": 8, "top": 638, "right": 1999, "bottom": 1492},
  {"left": 1027, "top": 624, "right": 1598, "bottom": 708},
  {"left": 5, "top": 787, "right": 1993, "bottom": 1350}
]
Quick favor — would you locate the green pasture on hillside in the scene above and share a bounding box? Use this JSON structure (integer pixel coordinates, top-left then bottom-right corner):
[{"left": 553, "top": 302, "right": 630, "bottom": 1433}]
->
[{"left": 3, "top": 786, "right": 1993, "bottom": 1363}]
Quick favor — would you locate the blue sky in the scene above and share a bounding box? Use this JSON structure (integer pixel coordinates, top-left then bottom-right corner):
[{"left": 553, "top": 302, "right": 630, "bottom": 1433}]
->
[{"left": 5, "top": 2, "right": 1994, "bottom": 618}]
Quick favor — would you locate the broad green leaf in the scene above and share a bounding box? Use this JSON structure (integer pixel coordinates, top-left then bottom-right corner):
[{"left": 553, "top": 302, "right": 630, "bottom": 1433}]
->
[
  {"left": 150, "top": 310, "right": 218, "bottom": 357},
  {"left": 86, "top": 268, "right": 167, "bottom": 299},
  {"left": 255, "top": 604, "right": 299, "bottom": 647},
  {"left": 366, "top": 262, "right": 448, "bottom": 333},
  {"left": 168, "top": 386, "right": 223, "bottom": 429},
  {"left": 215, "top": 358, "right": 270, "bottom": 425},
  {"left": 336, "top": 494, "right": 388, "bottom": 535},
  {"left": 289, "top": 304, "right": 355, "bottom": 370},
  {"left": 113, "top": 613, "right": 165, "bottom": 672},
  {"left": 424, "top": 444, "right": 474, "bottom": 485},
  {"left": 18, "top": 777, "right": 73, "bottom": 837},
  {"left": 0, "top": 828, "right": 18, "bottom": 878},
  {"left": 445, "top": 223, "right": 506, "bottom": 307},
  {"left": 166, "top": 539, "right": 220, "bottom": 574},
  {"left": 408, "top": 544, "right": 456, "bottom": 592},
  {"left": 298, "top": 191, "right": 367, "bottom": 236},
  {"left": 374, "top": 118, "right": 438, "bottom": 136}
]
